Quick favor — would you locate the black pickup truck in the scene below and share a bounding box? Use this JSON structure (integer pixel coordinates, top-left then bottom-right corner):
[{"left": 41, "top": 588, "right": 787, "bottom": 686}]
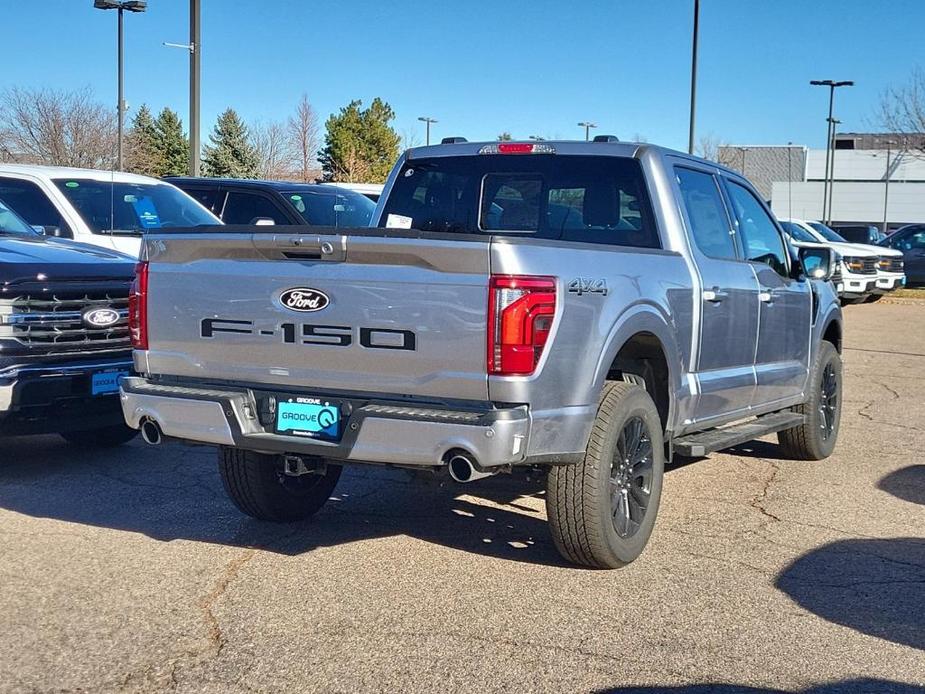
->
[{"left": 0, "top": 197, "right": 137, "bottom": 445}]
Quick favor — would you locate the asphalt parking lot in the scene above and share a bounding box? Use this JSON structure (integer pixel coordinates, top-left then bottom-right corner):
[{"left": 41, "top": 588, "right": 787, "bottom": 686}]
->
[{"left": 1, "top": 302, "right": 923, "bottom": 694}]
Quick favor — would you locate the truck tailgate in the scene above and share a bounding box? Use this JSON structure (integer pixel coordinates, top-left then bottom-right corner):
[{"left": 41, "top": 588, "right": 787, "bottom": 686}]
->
[{"left": 142, "top": 231, "right": 491, "bottom": 401}]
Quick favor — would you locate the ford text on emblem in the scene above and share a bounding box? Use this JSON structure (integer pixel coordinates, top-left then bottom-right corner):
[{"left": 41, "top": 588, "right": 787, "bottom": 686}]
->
[
  {"left": 83, "top": 307, "right": 121, "bottom": 329},
  {"left": 279, "top": 288, "right": 329, "bottom": 312}
]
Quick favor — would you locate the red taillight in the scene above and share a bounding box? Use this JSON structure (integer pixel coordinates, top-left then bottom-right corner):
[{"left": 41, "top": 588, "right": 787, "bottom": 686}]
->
[
  {"left": 487, "top": 275, "right": 556, "bottom": 375},
  {"left": 128, "top": 261, "right": 148, "bottom": 350},
  {"left": 498, "top": 142, "right": 535, "bottom": 154}
]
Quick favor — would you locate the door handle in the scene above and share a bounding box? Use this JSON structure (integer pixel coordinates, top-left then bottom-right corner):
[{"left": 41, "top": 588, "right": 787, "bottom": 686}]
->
[
  {"left": 703, "top": 287, "right": 729, "bottom": 303},
  {"left": 759, "top": 288, "right": 777, "bottom": 303}
]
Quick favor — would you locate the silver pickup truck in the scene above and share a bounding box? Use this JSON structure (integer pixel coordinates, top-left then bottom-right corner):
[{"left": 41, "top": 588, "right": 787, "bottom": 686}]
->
[{"left": 120, "top": 140, "right": 843, "bottom": 568}]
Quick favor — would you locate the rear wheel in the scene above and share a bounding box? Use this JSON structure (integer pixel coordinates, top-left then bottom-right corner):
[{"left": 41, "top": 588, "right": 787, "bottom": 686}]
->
[
  {"left": 60, "top": 424, "right": 138, "bottom": 448},
  {"left": 218, "top": 447, "right": 341, "bottom": 522},
  {"left": 546, "top": 382, "right": 664, "bottom": 569},
  {"left": 778, "top": 341, "right": 842, "bottom": 460}
]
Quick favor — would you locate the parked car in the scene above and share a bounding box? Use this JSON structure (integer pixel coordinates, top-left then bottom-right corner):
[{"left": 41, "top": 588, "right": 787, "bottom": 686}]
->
[
  {"left": 165, "top": 178, "right": 377, "bottom": 227},
  {"left": 319, "top": 182, "right": 385, "bottom": 203},
  {"left": 879, "top": 224, "right": 925, "bottom": 285},
  {"left": 0, "top": 164, "right": 221, "bottom": 257},
  {"left": 832, "top": 224, "right": 887, "bottom": 245},
  {"left": 0, "top": 196, "right": 137, "bottom": 444},
  {"left": 121, "top": 140, "right": 843, "bottom": 569},
  {"left": 779, "top": 219, "right": 880, "bottom": 302}
]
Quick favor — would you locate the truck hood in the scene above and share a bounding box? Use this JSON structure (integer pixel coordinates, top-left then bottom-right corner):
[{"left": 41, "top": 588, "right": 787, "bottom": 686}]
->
[
  {"left": 817, "top": 241, "right": 880, "bottom": 258},
  {"left": 0, "top": 234, "right": 135, "bottom": 287}
]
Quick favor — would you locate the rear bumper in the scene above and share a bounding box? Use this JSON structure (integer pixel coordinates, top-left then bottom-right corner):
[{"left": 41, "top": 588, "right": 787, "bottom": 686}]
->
[
  {"left": 0, "top": 358, "right": 133, "bottom": 435},
  {"left": 120, "top": 377, "right": 532, "bottom": 469}
]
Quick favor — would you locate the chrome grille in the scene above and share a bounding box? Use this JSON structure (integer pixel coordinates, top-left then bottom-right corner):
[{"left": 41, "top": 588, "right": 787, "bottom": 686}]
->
[
  {"left": 0, "top": 291, "right": 130, "bottom": 352},
  {"left": 843, "top": 256, "right": 878, "bottom": 275}
]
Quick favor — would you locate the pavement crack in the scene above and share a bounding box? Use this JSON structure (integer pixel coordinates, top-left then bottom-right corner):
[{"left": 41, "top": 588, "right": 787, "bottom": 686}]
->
[
  {"left": 748, "top": 458, "right": 783, "bottom": 523},
  {"left": 198, "top": 549, "right": 256, "bottom": 658}
]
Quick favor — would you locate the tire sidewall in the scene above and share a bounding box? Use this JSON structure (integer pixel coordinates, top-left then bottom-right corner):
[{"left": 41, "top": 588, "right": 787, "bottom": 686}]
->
[
  {"left": 593, "top": 387, "right": 665, "bottom": 565},
  {"left": 805, "top": 342, "right": 843, "bottom": 459}
]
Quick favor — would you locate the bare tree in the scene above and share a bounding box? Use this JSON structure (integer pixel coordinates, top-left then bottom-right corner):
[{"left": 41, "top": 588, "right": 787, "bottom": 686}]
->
[
  {"left": 0, "top": 86, "right": 116, "bottom": 168},
  {"left": 696, "top": 133, "right": 726, "bottom": 162},
  {"left": 287, "top": 93, "right": 321, "bottom": 182},
  {"left": 878, "top": 67, "right": 925, "bottom": 155},
  {"left": 251, "top": 120, "right": 293, "bottom": 180},
  {"left": 400, "top": 128, "right": 422, "bottom": 151}
]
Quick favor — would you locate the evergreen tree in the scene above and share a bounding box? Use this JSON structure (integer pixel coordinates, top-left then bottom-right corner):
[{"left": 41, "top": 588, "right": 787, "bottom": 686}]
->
[
  {"left": 125, "top": 104, "right": 162, "bottom": 175},
  {"left": 201, "top": 108, "right": 259, "bottom": 178},
  {"left": 154, "top": 108, "right": 189, "bottom": 176},
  {"left": 318, "top": 98, "right": 400, "bottom": 183}
]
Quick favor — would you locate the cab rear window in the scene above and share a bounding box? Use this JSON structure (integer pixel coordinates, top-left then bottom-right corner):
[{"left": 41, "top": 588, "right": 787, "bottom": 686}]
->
[{"left": 379, "top": 155, "right": 660, "bottom": 248}]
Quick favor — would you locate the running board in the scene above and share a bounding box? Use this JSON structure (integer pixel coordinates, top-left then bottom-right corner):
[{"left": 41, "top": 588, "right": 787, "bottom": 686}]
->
[{"left": 673, "top": 411, "right": 805, "bottom": 457}]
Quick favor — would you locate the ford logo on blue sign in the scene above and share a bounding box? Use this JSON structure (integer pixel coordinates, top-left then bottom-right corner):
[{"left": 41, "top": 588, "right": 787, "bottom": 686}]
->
[
  {"left": 279, "top": 288, "right": 329, "bottom": 312},
  {"left": 83, "top": 307, "right": 121, "bottom": 329}
]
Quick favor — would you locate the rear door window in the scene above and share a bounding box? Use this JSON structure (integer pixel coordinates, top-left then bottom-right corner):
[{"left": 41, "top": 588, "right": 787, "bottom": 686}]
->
[
  {"left": 379, "top": 155, "right": 660, "bottom": 248},
  {"left": 674, "top": 167, "right": 737, "bottom": 260},
  {"left": 221, "top": 191, "right": 288, "bottom": 225}
]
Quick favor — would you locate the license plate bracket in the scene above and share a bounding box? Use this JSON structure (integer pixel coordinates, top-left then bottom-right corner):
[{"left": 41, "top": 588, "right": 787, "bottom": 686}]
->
[
  {"left": 274, "top": 396, "right": 341, "bottom": 441},
  {"left": 91, "top": 370, "right": 129, "bottom": 396}
]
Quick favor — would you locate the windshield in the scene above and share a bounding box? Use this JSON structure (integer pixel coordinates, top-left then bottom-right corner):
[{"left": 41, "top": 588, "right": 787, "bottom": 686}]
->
[
  {"left": 807, "top": 221, "right": 847, "bottom": 243},
  {"left": 285, "top": 189, "right": 375, "bottom": 227},
  {"left": 0, "top": 197, "right": 38, "bottom": 236},
  {"left": 780, "top": 221, "right": 817, "bottom": 243},
  {"left": 53, "top": 179, "right": 220, "bottom": 234}
]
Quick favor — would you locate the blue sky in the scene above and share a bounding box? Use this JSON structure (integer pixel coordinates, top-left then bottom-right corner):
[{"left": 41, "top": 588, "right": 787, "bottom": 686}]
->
[{"left": 3, "top": 0, "right": 922, "bottom": 151}]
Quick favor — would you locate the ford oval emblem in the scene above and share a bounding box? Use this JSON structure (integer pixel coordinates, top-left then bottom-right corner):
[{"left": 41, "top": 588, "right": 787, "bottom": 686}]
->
[
  {"left": 83, "top": 307, "right": 121, "bottom": 329},
  {"left": 279, "top": 287, "right": 329, "bottom": 312}
]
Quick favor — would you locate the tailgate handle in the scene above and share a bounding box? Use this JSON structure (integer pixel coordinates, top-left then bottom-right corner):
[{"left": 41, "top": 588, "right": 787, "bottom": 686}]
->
[{"left": 252, "top": 234, "right": 346, "bottom": 261}]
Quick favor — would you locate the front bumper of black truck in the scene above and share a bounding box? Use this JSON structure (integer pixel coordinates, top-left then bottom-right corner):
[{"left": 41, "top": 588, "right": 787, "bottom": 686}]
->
[{"left": 0, "top": 358, "right": 134, "bottom": 436}]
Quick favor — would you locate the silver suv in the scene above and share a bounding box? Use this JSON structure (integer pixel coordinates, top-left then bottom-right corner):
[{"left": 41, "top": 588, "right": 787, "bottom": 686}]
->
[{"left": 120, "top": 140, "right": 843, "bottom": 568}]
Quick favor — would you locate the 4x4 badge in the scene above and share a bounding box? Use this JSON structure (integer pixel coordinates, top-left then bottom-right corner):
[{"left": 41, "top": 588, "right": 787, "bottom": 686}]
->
[{"left": 568, "top": 277, "right": 608, "bottom": 296}]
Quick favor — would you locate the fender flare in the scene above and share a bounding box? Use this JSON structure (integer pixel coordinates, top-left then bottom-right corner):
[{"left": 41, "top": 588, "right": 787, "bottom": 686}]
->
[{"left": 591, "top": 302, "right": 683, "bottom": 430}]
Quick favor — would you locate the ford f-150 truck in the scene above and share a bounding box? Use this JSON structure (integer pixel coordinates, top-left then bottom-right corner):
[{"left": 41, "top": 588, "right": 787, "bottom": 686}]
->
[
  {"left": 0, "top": 196, "right": 137, "bottom": 444},
  {"left": 120, "top": 140, "right": 843, "bottom": 568}
]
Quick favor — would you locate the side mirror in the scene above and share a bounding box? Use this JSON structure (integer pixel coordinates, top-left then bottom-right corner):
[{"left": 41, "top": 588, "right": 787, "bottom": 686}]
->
[
  {"left": 32, "top": 225, "right": 46, "bottom": 235},
  {"left": 250, "top": 217, "right": 276, "bottom": 226},
  {"left": 799, "top": 246, "right": 836, "bottom": 280}
]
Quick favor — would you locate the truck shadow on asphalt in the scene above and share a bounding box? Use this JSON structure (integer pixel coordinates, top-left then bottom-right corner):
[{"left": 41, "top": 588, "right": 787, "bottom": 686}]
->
[
  {"left": 877, "top": 465, "right": 925, "bottom": 506},
  {"left": 0, "top": 436, "right": 571, "bottom": 566},
  {"left": 775, "top": 537, "right": 925, "bottom": 651},
  {"left": 595, "top": 680, "right": 925, "bottom": 693}
]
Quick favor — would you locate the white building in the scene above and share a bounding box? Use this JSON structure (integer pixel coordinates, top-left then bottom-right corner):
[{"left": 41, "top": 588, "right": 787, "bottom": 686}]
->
[{"left": 771, "top": 148, "right": 925, "bottom": 227}]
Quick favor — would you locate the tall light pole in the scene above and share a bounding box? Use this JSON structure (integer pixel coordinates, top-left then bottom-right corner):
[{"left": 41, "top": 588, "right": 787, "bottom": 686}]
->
[
  {"left": 882, "top": 140, "right": 896, "bottom": 236},
  {"left": 810, "top": 79, "right": 853, "bottom": 222},
  {"left": 417, "top": 116, "right": 437, "bottom": 145},
  {"left": 688, "top": 0, "right": 700, "bottom": 155},
  {"left": 578, "top": 121, "right": 597, "bottom": 141},
  {"left": 164, "top": 0, "right": 201, "bottom": 175},
  {"left": 826, "top": 117, "right": 841, "bottom": 224},
  {"left": 93, "top": 0, "right": 148, "bottom": 170}
]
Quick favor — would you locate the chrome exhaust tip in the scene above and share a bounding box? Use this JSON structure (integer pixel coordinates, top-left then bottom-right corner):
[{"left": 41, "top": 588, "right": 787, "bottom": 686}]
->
[
  {"left": 447, "top": 452, "right": 495, "bottom": 483},
  {"left": 139, "top": 418, "right": 163, "bottom": 446}
]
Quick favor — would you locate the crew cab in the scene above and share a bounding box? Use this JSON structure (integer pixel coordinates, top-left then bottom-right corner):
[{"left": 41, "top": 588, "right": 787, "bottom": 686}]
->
[
  {"left": 0, "top": 165, "right": 221, "bottom": 257},
  {"left": 120, "top": 141, "right": 843, "bottom": 568},
  {"left": 0, "top": 197, "right": 137, "bottom": 445}
]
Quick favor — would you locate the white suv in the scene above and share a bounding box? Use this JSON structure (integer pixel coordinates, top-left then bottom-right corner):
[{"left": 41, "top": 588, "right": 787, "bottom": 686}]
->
[{"left": 0, "top": 164, "right": 221, "bottom": 257}]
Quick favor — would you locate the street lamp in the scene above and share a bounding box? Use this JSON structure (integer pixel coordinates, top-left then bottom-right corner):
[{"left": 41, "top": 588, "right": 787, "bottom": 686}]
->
[
  {"left": 578, "top": 121, "right": 597, "bottom": 141},
  {"left": 417, "top": 116, "right": 438, "bottom": 145},
  {"left": 826, "top": 117, "right": 841, "bottom": 224},
  {"left": 164, "top": 0, "right": 201, "bottom": 175},
  {"left": 528, "top": 135, "right": 546, "bottom": 141},
  {"left": 882, "top": 140, "right": 896, "bottom": 236},
  {"left": 688, "top": 0, "right": 700, "bottom": 155},
  {"left": 93, "top": 0, "right": 148, "bottom": 170},
  {"left": 810, "top": 79, "right": 853, "bottom": 222}
]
